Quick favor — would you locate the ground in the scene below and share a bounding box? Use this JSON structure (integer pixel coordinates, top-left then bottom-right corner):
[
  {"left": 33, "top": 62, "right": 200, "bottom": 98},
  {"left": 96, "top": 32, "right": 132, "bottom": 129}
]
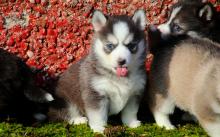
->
[{"left": 0, "top": 122, "right": 208, "bottom": 137}]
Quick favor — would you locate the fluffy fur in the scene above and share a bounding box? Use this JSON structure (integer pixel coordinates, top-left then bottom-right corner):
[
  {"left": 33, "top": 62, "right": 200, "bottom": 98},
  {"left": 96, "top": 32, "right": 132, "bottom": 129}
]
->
[
  {"left": 48, "top": 10, "right": 148, "bottom": 133},
  {"left": 148, "top": 1, "right": 220, "bottom": 136},
  {"left": 0, "top": 48, "right": 53, "bottom": 121}
]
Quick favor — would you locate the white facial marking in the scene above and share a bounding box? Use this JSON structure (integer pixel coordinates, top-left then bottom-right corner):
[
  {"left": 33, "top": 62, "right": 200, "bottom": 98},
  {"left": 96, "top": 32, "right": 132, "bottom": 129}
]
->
[
  {"left": 113, "top": 21, "right": 129, "bottom": 43},
  {"left": 111, "top": 45, "right": 131, "bottom": 67},
  {"left": 107, "top": 34, "right": 118, "bottom": 45},
  {"left": 110, "top": 21, "right": 132, "bottom": 67},
  {"left": 124, "top": 33, "right": 134, "bottom": 45},
  {"left": 158, "top": 6, "right": 182, "bottom": 35}
]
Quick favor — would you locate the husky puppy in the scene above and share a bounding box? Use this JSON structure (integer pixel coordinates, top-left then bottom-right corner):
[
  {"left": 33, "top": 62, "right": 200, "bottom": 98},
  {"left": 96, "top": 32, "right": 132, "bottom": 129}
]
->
[
  {"left": 148, "top": 5, "right": 220, "bottom": 137},
  {"left": 48, "top": 10, "right": 147, "bottom": 133},
  {"left": 0, "top": 48, "right": 54, "bottom": 121},
  {"left": 158, "top": 0, "right": 220, "bottom": 43}
]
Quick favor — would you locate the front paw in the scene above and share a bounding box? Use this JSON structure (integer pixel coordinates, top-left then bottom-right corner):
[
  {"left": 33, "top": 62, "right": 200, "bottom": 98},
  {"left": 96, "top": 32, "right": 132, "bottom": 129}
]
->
[
  {"left": 127, "top": 120, "right": 141, "bottom": 128},
  {"left": 90, "top": 125, "right": 105, "bottom": 133}
]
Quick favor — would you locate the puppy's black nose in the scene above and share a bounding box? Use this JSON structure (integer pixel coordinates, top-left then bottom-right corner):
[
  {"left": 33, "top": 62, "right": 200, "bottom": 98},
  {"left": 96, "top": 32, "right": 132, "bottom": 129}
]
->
[{"left": 118, "top": 58, "right": 126, "bottom": 66}]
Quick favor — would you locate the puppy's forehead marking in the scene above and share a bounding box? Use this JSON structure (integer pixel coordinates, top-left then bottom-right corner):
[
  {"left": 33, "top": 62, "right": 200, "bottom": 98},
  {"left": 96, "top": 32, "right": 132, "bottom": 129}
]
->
[
  {"left": 167, "top": 6, "right": 182, "bottom": 24},
  {"left": 124, "top": 33, "right": 134, "bottom": 45},
  {"left": 107, "top": 34, "right": 118, "bottom": 45},
  {"left": 113, "top": 21, "right": 129, "bottom": 43}
]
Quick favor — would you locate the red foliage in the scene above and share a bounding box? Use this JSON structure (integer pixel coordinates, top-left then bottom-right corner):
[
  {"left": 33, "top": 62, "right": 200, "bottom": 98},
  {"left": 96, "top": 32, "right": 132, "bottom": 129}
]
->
[{"left": 0, "top": 0, "right": 219, "bottom": 83}]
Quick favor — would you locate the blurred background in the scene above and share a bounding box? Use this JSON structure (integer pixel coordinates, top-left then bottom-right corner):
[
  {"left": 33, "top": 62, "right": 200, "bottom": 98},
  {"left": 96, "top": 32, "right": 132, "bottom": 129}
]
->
[{"left": 0, "top": 0, "right": 219, "bottom": 86}]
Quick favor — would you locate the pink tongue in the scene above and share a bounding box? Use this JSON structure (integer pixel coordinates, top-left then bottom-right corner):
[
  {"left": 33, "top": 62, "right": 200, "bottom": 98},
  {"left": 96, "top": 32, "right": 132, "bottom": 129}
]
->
[{"left": 116, "top": 67, "right": 128, "bottom": 77}]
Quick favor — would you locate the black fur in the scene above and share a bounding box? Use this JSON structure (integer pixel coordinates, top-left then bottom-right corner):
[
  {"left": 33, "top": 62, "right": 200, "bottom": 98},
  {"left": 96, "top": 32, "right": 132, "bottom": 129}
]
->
[{"left": 0, "top": 48, "right": 51, "bottom": 122}]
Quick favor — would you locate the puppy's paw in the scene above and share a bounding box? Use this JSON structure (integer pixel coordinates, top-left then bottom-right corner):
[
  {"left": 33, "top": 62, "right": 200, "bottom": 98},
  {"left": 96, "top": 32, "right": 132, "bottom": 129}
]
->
[
  {"left": 127, "top": 120, "right": 141, "bottom": 128},
  {"left": 158, "top": 123, "right": 175, "bottom": 130},
  {"left": 74, "top": 117, "right": 88, "bottom": 125},
  {"left": 90, "top": 125, "right": 105, "bottom": 133}
]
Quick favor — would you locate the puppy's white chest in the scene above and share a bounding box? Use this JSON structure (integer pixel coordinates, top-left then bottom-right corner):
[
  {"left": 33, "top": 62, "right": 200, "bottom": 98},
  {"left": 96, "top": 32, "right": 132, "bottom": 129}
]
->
[{"left": 92, "top": 75, "right": 145, "bottom": 115}]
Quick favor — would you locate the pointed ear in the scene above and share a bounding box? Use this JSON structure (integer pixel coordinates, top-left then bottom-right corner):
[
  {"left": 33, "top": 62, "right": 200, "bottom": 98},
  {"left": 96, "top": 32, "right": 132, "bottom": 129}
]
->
[
  {"left": 198, "top": 4, "right": 214, "bottom": 21},
  {"left": 132, "top": 9, "right": 147, "bottom": 30},
  {"left": 92, "top": 10, "right": 107, "bottom": 32},
  {"left": 178, "top": 0, "right": 207, "bottom": 3}
]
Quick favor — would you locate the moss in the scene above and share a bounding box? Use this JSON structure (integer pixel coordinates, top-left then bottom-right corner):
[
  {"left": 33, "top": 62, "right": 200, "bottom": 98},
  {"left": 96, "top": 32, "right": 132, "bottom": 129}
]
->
[{"left": 0, "top": 122, "right": 208, "bottom": 137}]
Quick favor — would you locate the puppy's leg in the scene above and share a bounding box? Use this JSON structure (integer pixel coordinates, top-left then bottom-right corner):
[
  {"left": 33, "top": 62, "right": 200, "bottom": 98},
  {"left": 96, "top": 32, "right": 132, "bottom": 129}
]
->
[
  {"left": 85, "top": 98, "right": 109, "bottom": 133},
  {"left": 121, "top": 95, "right": 141, "bottom": 128},
  {"left": 194, "top": 96, "right": 220, "bottom": 137},
  {"left": 151, "top": 94, "right": 175, "bottom": 129},
  {"left": 202, "top": 121, "right": 220, "bottom": 137},
  {"left": 68, "top": 104, "right": 88, "bottom": 125}
]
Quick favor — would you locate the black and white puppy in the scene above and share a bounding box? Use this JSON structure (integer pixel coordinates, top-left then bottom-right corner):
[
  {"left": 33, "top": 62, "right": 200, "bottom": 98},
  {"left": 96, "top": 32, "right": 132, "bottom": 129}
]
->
[
  {"left": 158, "top": 0, "right": 220, "bottom": 43},
  {"left": 48, "top": 10, "right": 148, "bottom": 133},
  {"left": 0, "top": 48, "right": 54, "bottom": 121}
]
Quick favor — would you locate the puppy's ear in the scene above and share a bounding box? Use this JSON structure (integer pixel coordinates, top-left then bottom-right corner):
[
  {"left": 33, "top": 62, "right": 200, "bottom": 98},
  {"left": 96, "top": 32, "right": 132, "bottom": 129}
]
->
[
  {"left": 178, "top": 0, "right": 207, "bottom": 3},
  {"left": 92, "top": 10, "right": 107, "bottom": 32},
  {"left": 132, "top": 9, "right": 147, "bottom": 30},
  {"left": 198, "top": 3, "right": 214, "bottom": 21}
]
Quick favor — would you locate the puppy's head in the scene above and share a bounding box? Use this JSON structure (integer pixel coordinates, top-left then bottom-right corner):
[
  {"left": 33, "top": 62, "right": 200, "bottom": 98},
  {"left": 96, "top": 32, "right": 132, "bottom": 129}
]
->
[
  {"left": 158, "top": 0, "right": 217, "bottom": 39},
  {"left": 91, "top": 10, "right": 147, "bottom": 77}
]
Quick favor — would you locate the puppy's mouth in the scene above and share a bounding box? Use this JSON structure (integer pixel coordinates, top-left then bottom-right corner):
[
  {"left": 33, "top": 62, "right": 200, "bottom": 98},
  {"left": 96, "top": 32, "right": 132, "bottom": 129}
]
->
[{"left": 115, "top": 66, "right": 128, "bottom": 77}]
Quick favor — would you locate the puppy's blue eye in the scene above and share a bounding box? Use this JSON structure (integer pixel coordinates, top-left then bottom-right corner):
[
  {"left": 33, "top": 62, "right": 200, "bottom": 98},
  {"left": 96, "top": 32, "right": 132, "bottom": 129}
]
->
[
  {"left": 106, "top": 43, "right": 115, "bottom": 50},
  {"left": 173, "top": 24, "right": 182, "bottom": 32}
]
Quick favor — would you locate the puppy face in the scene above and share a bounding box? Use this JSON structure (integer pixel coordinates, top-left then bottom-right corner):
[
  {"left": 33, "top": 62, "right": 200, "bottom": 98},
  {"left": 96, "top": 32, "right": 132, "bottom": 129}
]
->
[
  {"left": 92, "top": 10, "right": 147, "bottom": 77},
  {"left": 158, "top": 1, "right": 215, "bottom": 39}
]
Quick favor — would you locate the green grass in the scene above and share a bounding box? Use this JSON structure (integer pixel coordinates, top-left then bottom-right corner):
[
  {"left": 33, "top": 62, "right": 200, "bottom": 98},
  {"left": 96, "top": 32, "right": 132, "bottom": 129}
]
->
[{"left": 0, "top": 122, "right": 208, "bottom": 137}]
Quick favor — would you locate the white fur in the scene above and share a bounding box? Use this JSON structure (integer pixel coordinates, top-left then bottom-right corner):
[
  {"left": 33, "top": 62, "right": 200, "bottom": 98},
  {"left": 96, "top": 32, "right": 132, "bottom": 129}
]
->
[
  {"left": 204, "top": 122, "right": 220, "bottom": 137},
  {"left": 211, "top": 100, "right": 220, "bottom": 114},
  {"left": 113, "top": 22, "right": 130, "bottom": 43},
  {"left": 111, "top": 45, "right": 131, "bottom": 67},
  {"left": 124, "top": 34, "right": 134, "bottom": 45},
  {"left": 158, "top": 6, "right": 182, "bottom": 36},
  {"left": 86, "top": 99, "right": 108, "bottom": 133},
  {"left": 187, "top": 31, "right": 201, "bottom": 38},
  {"left": 68, "top": 104, "right": 87, "bottom": 125},
  {"left": 45, "top": 93, "right": 54, "bottom": 101},
  {"left": 153, "top": 97, "right": 175, "bottom": 129},
  {"left": 121, "top": 96, "right": 141, "bottom": 127},
  {"left": 91, "top": 73, "right": 145, "bottom": 115},
  {"left": 73, "top": 117, "right": 88, "bottom": 125},
  {"left": 154, "top": 112, "right": 175, "bottom": 129}
]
